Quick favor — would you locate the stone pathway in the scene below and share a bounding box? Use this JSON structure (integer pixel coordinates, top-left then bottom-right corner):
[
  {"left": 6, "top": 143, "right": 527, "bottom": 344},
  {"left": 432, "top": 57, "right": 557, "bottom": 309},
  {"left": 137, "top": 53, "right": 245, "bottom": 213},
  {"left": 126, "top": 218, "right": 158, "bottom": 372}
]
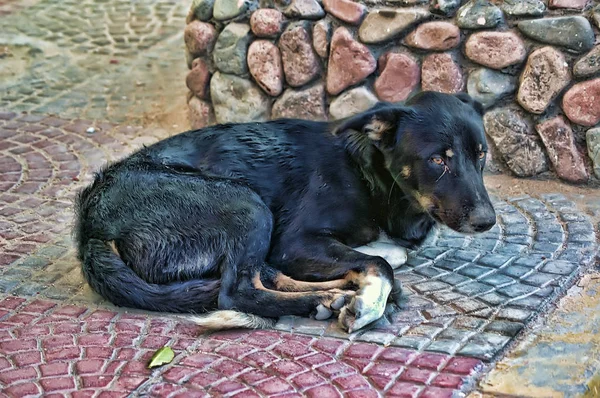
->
[{"left": 0, "top": 0, "right": 599, "bottom": 396}]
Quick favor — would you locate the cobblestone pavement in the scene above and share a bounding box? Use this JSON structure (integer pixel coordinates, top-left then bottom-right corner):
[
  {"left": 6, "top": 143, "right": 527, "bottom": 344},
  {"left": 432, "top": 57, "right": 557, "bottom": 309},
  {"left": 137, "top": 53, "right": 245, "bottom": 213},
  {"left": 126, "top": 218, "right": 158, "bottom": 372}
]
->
[
  {"left": 1, "top": 0, "right": 600, "bottom": 396},
  {"left": 0, "top": 0, "right": 189, "bottom": 127}
]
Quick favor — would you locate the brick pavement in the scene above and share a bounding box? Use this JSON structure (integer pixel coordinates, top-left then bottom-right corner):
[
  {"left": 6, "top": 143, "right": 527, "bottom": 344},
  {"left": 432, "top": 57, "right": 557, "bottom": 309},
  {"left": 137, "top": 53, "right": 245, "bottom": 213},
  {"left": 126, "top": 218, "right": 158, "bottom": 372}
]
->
[{"left": 0, "top": 112, "right": 598, "bottom": 396}]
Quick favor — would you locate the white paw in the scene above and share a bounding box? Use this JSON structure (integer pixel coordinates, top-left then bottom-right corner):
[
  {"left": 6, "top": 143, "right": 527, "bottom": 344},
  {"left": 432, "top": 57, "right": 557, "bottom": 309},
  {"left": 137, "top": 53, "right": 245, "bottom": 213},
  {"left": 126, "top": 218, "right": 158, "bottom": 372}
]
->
[{"left": 338, "top": 274, "right": 392, "bottom": 333}]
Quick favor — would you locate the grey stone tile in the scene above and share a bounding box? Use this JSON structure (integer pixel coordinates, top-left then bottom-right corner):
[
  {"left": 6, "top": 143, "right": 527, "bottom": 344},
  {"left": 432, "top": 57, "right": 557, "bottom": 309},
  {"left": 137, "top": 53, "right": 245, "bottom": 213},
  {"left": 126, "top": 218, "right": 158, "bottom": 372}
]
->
[
  {"left": 478, "top": 291, "right": 509, "bottom": 306},
  {"left": 497, "top": 283, "right": 538, "bottom": 298},
  {"left": 450, "top": 250, "right": 482, "bottom": 262},
  {"left": 453, "top": 282, "right": 495, "bottom": 297},
  {"left": 501, "top": 265, "right": 532, "bottom": 278},
  {"left": 414, "top": 266, "right": 446, "bottom": 278},
  {"left": 355, "top": 331, "right": 396, "bottom": 345},
  {"left": 458, "top": 264, "right": 495, "bottom": 279},
  {"left": 429, "top": 291, "right": 464, "bottom": 304},
  {"left": 406, "top": 324, "right": 443, "bottom": 338},
  {"left": 438, "top": 327, "right": 475, "bottom": 342},
  {"left": 437, "top": 273, "right": 471, "bottom": 286},
  {"left": 480, "top": 273, "right": 515, "bottom": 287},
  {"left": 512, "top": 254, "right": 548, "bottom": 268},
  {"left": 541, "top": 260, "right": 577, "bottom": 275},
  {"left": 494, "top": 243, "right": 529, "bottom": 255},
  {"left": 477, "top": 254, "right": 513, "bottom": 268},
  {"left": 521, "top": 272, "right": 559, "bottom": 287},
  {"left": 426, "top": 340, "right": 462, "bottom": 355},
  {"left": 496, "top": 307, "right": 533, "bottom": 322},
  {"left": 413, "top": 281, "right": 452, "bottom": 294},
  {"left": 420, "top": 248, "right": 450, "bottom": 260},
  {"left": 436, "top": 260, "right": 468, "bottom": 272},
  {"left": 452, "top": 317, "right": 486, "bottom": 330},
  {"left": 451, "top": 298, "right": 488, "bottom": 314},
  {"left": 458, "top": 333, "right": 511, "bottom": 360},
  {"left": 485, "top": 320, "right": 524, "bottom": 337},
  {"left": 391, "top": 335, "right": 430, "bottom": 350}
]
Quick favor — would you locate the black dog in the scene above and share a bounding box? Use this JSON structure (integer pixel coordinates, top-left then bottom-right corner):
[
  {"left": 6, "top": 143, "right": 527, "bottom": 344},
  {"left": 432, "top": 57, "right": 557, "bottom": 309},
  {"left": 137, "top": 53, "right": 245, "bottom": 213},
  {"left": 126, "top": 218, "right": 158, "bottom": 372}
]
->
[{"left": 74, "top": 92, "right": 496, "bottom": 332}]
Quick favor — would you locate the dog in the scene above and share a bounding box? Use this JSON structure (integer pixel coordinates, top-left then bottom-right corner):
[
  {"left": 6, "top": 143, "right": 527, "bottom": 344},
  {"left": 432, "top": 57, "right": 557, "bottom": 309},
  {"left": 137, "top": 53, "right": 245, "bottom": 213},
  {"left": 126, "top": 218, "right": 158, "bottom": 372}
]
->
[{"left": 74, "top": 91, "right": 496, "bottom": 333}]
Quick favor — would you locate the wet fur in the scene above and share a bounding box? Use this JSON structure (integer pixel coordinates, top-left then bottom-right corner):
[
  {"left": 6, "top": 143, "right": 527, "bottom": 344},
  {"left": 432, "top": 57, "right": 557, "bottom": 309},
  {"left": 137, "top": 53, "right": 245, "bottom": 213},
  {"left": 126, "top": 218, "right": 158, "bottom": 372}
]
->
[{"left": 74, "top": 92, "right": 495, "bottom": 330}]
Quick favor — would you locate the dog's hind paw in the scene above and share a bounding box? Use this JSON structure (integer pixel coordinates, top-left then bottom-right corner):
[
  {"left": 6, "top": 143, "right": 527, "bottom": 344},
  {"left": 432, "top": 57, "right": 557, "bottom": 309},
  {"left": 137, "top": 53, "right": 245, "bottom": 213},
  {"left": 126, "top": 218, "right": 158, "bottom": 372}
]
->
[
  {"left": 313, "top": 290, "right": 354, "bottom": 321},
  {"left": 337, "top": 275, "right": 392, "bottom": 333}
]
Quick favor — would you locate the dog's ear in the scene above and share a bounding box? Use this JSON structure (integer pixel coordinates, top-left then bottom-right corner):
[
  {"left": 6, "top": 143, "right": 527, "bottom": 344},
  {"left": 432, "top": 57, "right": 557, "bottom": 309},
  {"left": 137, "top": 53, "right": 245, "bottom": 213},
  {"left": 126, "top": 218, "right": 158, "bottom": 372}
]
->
[
  {"left": 331, "top": 103, "right": 415, "bottom": 147},
  {"left": 454, "top": 93, "right": 484, "bottom": 115}
]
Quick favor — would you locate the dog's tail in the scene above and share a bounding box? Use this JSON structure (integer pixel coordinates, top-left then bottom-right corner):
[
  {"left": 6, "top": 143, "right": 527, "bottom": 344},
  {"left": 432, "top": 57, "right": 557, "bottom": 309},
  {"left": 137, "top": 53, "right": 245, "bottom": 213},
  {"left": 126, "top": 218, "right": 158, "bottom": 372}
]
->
[{"left": 78, "top": 238, "right": 274, "bottom": 330}]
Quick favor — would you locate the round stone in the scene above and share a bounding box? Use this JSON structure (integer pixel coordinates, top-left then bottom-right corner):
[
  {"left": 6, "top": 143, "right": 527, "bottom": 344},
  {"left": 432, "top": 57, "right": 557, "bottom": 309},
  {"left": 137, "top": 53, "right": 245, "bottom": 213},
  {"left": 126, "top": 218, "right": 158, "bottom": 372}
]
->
[
  {"left": 213, "top": 0, "right": 257, "bottom": 20},
  {"left": 188, "top": 96, "right": 214, "bottom": 129},
  {"left": 323, "top": 0, "right": 366, "bottom": 25},
  {"left": 186, "top": 58, "right": 211, "bottom": 99},
  {"left": 405, "top": 22, "right": 460, "bottom": 51},
  {"left": 247, "top": 40, "right": 283, "bottom": 97},
  {"left": 549, "top": 0, "right": 588, "bottom": 9},
  {"left": 374, "top": 52, "right": 420, "bottom": 102},
  {"left": 189, "top": 0, "right": 215, "bottom": 21},
  {"left": 464, "top": 31, "right": 527, "bottom": 69},
  {"left": 250, "top": 9, "right": 284, "bottom": 38},
  {"left": 467, "top": 68, "right": 516, "bottom": 108},
  {"left": 313, "top": 19, "right": 330, "bottom": 58},
  {"left": 421, "top": 53, "right": 464, "bottom": 94},
  {"left": 517, "top": 47, "right": 570, "bottom": 114},
  {"left": 573, "top": 46, "right": 600, "bottom": 78},
  {"left": 483, "top": 107, "right": 549, "bottom": 177},
  {"left": 499, "top": 0, "right": 546, "bottom": 16},
  {"left": 283, "top": 0, "right": 325, "bottom": 20},
  {"left": 358, "top": 9, "right": 430, "bottom": 44},
  {"left": 184, "top": 21, "right": 217, "bottom": 57},
  {"left": 327, "top": 27, "right": 376, "bottom": 95},
  {"left": 535, "top": 116, "right": 588, "bottom": 184},
  {"left": 272, "top": 84, "right": 327, "bottom": 120},
  {"left": 586, "top": 128, "right": 600, "bottom": 179},
  {"left": 213, "top": 23, "right": 251, "bottom": 76},
  {"left": 329, "top": 87, "right": 378, "bottom": 120},
  {"left": 562, "top": 78, "right": 600, "bottom": 127},
  {"left": 517, "top": 16, "right": 594, "bottom": 53},
  {"left": 456, "top": 0, "right": 504, "bottom": 29},
  {"left": 279, "top": 23, "right": 321, "bottom": 87},
  {"left": 430, "top": 0, "right": 461, "bottom": 16},
  {"left": 210, "top": 72, "right": 269, "bottom": 123}
]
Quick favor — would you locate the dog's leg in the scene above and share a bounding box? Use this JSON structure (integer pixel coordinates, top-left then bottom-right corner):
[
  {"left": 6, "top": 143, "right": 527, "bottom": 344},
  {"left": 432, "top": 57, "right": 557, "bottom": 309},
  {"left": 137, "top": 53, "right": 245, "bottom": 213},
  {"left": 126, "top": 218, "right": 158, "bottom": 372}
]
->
[
  {"left": 219, "top": 265, "right": 354, "bottom": 320},
  {"left": 271, "top": 236, "right": 398, "bottom": 332}
]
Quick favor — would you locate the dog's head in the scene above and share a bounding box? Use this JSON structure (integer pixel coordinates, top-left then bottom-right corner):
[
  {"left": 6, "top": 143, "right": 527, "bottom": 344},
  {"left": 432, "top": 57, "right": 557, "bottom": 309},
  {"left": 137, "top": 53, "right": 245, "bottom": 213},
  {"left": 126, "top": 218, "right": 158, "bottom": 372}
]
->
[{"left": 333, "top": 91, "right": 496, "bottom": 234}]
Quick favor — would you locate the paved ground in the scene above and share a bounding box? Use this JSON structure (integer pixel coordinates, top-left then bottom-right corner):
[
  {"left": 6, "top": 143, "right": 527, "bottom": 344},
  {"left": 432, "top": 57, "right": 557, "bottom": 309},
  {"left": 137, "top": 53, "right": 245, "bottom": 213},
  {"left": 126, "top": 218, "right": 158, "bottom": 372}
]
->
[{"left": 0, "top": 0, "right": 599, "bottom": 397}]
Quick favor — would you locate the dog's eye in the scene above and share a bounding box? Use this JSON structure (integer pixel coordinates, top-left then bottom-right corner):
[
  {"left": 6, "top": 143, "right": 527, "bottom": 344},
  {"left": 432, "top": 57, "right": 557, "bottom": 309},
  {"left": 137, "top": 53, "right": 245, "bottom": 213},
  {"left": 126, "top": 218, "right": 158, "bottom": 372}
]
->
[
  {"left": 478, "top": 151, "right": 486, "bottom": 160},
  {"left": 431, "top": 156, "right": 444, "bottom": 165}
]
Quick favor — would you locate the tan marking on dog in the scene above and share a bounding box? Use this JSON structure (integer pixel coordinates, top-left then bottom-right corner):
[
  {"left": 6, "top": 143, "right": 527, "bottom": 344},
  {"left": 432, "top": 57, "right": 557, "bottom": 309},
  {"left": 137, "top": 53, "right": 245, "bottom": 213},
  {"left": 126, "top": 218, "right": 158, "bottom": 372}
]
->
[
  {"left": 401, "top": 166, "right": 411, "bottom": 179},
  {"left": 446, "top": 149, "right": 454, "bottom": 158},
  {"left": 366, "top": 118, "right": 392, "bottom": 141},
  {"left": 108, "top": 241, "right": 119, "bottom": 255},
  {"left": 274, "top": 273, "right": 349, "bottom": 292},
  {"left": 414, "top": 193, "right": 434, "bottom": 210}
]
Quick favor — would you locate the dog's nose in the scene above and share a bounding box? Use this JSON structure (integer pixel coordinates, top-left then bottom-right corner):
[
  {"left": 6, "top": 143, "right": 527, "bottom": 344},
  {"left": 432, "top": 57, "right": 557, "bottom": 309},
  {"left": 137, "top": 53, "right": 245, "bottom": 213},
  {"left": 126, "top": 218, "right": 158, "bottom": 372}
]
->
[{"left": 469, "top": 205, "right": 496, "bottom": 233}]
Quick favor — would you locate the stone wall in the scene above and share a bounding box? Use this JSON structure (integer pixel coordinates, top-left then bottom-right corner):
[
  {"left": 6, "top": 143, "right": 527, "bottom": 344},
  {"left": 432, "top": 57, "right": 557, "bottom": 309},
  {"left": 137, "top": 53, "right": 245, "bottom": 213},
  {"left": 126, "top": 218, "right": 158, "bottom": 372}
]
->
[{"left": 183, "top": 0, "right": 600, "bottom": 183}]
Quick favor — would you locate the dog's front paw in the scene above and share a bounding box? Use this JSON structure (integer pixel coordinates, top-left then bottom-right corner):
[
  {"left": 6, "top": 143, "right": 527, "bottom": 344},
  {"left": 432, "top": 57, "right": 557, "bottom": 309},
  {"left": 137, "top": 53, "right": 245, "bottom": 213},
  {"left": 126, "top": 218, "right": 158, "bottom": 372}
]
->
[{"left": 337, "top": 275, "right": 392, "bottom": 333}]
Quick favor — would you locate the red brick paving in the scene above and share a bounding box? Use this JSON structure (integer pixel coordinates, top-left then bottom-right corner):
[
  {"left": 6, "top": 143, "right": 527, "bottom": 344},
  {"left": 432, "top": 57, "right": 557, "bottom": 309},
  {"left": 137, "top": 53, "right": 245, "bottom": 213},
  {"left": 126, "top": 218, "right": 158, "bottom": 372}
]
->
[{"left": 0, "top": 296, "right": 484, "bottom": 396}]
